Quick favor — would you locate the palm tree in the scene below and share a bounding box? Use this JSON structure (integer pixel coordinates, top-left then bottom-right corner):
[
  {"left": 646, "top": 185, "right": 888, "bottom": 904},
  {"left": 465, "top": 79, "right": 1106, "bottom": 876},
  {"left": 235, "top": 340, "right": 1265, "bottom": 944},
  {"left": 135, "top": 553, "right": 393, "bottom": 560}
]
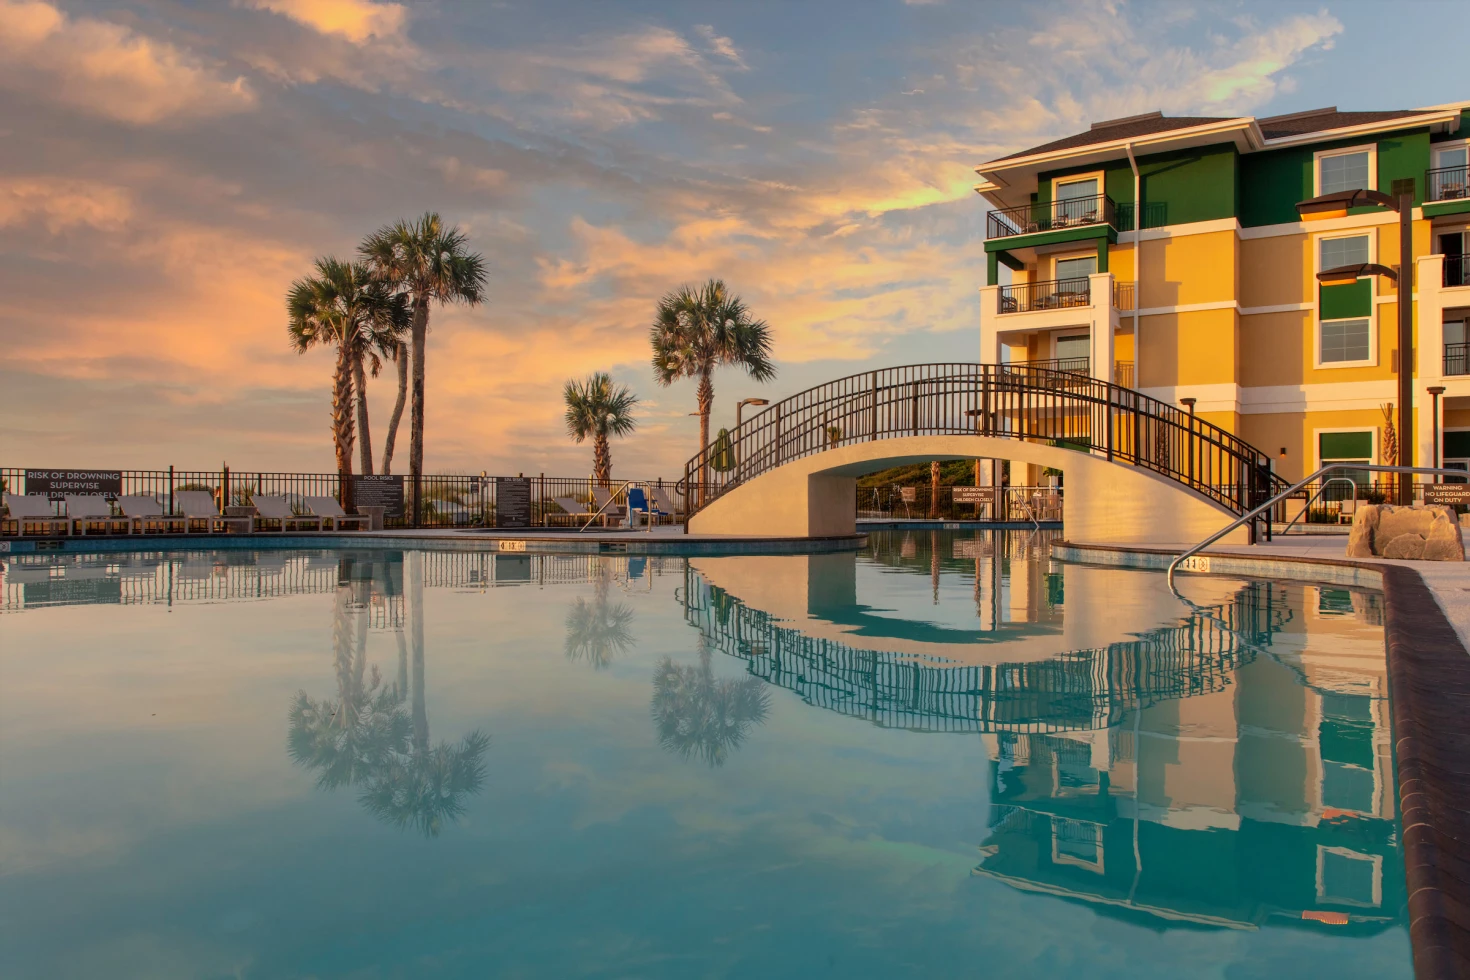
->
[
  {"left": 563, "top": 372, "right": 638, "bottom": 487},
  {"left": 650, "top": 638, "right": 770, "bottom": 767},
  {"left": 381, "top": 339, "right": 409, "bottom": 475},
  {"left": 352, "top": 295, "right": 410, "bottom": 476},
  {"left": 565, "top": 562, "right": 636, "bottom": 669},
  {"left": 287, "top": 258, "right": 403, "bottom": 499},
  {"left": 360, "top": 213, "right": 488, "bottom": 523},
  {"left": 650, "top": 279, "right": 775, "bottom": 503}
]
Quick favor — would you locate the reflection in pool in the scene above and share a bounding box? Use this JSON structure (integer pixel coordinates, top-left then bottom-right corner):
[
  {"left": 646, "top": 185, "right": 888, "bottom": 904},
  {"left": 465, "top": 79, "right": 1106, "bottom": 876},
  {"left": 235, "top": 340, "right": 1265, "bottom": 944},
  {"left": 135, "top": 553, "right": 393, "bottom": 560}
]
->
[{"left": 0, "top": 532, "right": 1409, "bottom": 978}]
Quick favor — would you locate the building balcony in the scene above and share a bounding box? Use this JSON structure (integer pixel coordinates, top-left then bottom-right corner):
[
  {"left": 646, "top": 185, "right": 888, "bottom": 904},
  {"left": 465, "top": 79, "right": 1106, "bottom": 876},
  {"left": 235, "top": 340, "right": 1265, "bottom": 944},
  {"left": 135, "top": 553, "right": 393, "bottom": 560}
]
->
[
  {"left": 1427, "top": 165, "right": 1469, "bottom": 204},
  {"left": 1445, "top": 253, "right": 1470, "bottom": 288},
  {"left": 996, "top": 276, "right": 1136, "bottom": 315},
  {"left": 996, "top": 359, "right": 1136, "bottom": 388},
  {"left": 986, "top": 194, "right": 1118, "bottom": 240},
  {"left": 1446, "top": 343, "right": 1470, "bottom": 377}
]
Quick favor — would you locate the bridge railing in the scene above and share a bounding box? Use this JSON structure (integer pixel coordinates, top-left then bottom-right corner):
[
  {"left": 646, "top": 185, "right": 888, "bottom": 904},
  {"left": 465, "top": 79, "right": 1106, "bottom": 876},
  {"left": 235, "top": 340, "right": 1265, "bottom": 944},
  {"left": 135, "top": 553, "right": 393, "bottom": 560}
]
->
[{"left": 683, "top": 363, "right": 1281, "bottom": 528}]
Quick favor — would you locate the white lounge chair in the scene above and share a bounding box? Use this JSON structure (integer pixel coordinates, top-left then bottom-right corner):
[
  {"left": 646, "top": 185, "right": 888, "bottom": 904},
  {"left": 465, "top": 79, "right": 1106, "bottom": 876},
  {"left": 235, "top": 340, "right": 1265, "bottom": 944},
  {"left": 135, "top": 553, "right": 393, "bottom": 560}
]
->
[
  {"left": 173, "top": 490, "right": 250, "bottom": 533},
  {"left": 550, "top": 495, "right": 599, "bottom": 526},
  {"left": 2, "top": 494, "right": 70, "bottom": 536},
  {"left": 649, "top": 486, "right": 681, "bottom": 523},
  {"left": 66, "top": 495, "right": 131, "bottom": 535},
  {"left": 252, "top": 495, "right": 323, "bottom": 533},
  {"left": 304, "top": 496, "right": 369, "bottom": 531},
  {"left": 590, "top": 487, "right": 627, "bottom": 525},
  {"left": 117, "top": 495, "right": 188, "bottom": 534}
]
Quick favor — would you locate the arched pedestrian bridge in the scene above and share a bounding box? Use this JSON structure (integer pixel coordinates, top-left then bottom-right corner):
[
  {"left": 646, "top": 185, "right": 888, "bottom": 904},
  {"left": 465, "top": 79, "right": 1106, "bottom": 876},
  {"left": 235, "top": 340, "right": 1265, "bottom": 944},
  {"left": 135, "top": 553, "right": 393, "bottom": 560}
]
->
[{"left": 683, "top": 363, "right": 1282, "bottom": 545}]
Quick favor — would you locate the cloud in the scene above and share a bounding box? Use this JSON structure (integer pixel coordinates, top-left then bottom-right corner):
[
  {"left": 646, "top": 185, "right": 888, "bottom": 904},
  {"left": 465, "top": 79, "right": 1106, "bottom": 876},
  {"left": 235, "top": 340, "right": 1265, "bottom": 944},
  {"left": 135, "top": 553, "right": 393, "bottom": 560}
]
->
[
  {"left": 695, "top": 24, "right": 748, "bottom": 69},
  {"left": 0, "top": 178, "right": 133, "bottom": 234},
  {"left": 0, "top": 0, "right": 256, "bottom": 125},
  {"left": 243, "top": 0, "right": 408, "bottom": 44}
]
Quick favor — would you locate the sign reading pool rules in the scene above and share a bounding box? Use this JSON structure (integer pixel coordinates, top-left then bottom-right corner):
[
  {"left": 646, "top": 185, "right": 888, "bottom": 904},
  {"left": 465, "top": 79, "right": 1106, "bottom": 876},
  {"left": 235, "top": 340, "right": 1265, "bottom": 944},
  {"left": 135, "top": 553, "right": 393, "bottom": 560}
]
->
[{"left": 25, "top": 469, "right": 122, "bottom": 500}]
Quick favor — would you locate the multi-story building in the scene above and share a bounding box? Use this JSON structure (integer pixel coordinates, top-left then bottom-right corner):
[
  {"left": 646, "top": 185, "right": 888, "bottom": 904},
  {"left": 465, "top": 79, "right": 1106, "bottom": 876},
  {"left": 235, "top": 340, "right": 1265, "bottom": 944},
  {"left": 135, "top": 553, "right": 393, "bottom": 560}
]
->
[{"left": 975, "top": 102, "right": 1470, "bottom": 483}]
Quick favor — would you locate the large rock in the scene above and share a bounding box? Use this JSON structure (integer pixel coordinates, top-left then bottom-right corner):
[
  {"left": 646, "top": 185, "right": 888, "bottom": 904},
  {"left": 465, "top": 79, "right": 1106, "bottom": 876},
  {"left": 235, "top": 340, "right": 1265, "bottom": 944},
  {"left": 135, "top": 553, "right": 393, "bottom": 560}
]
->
[{"left": 1347, "top": 503, "right": 1464, "bottom": 561}]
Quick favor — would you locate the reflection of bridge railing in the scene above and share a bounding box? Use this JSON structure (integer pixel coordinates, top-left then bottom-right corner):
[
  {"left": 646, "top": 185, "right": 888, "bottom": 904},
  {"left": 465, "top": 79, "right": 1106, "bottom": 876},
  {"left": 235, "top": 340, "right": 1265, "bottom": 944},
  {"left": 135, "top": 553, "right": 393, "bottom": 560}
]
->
[
  {"left": 681, "top": 568, "right": 1289, "bottom": 734},
  {"left": 1, "top": 550, "right": 682, "bottom": 613},
  {"left": 682, "top": 363, "right": 1284, "bottom": 529}
]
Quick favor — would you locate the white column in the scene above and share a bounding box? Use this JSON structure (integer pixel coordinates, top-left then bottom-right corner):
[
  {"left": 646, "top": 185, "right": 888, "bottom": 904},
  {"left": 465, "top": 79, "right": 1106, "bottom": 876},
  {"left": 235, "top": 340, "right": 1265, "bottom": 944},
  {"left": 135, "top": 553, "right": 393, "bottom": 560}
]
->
[
  {"left": 1088, "top": 272, "right": 1115, "bottom": 384},
  {"left": 1417, "top": 254, "right": 1446, "bottom": 472},
  {"left": 979, "top": 284, "right": 1002, "bottom": 363}
]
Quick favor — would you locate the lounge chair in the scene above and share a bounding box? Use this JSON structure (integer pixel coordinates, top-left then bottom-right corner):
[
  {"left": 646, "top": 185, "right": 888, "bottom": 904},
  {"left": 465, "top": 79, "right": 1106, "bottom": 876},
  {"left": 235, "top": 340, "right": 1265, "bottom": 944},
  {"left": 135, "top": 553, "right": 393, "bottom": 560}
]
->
[
  {"left": 649, "top": 486, "right": 681, "bottom": 523},
  {"left": 173, "top": 490, "right": 250, "bottom": 533},
  {"left": 627, "top": 487, "right": 661, "bottom": 530},
  {"left": 1338, "top": 499, "right": 1358, "bottom": 525},
  {"left": 551, "top": 495, "right": 599, "bottom": 527},
  {"left": 304, "top": 496, "right": 369, "bottom": 531},
  {"left": 117, "top": 495, "right": 188, "bottom": 535},
  {"left": 66, "top": 495, "right": 131, "bottom": 535},
  {"left": 252, "top": 495, "right": 323, "bottom": 533},
  {"left": 2, "top": 494, "right": 70, "bottom": 536},
  {"left": 590, "top": 487, "right": 627, "bottom": 526}
]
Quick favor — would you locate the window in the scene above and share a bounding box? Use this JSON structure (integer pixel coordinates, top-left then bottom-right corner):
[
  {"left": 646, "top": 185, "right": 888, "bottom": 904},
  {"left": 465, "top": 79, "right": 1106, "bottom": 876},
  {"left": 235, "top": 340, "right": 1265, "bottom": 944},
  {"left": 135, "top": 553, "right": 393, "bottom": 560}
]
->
[
  {"left": 1052, "top": 174, "right": 1102, "bottom": 226},
  {"left": 1055, "top": 255, "right": 1097, "bottom": 281},
  {"left": 1317, "top": 847, "right": 1382, "bottom": 908},
  {"left": 1320, "top": 235, "right": 1370, "bottom": 272},
  {"left": 1055, "top": 334, "right": 1089, "bottom": 362},
  {"left": 1319, "top": 431, "right": 1373, "bottom": 487},
  {"left": 1436, "top": 145, "right": 1469, "bottom": 171},
  {"left": 1051, "top": 817, "right": 1104, "bottom": 873},
  {"left": 1319, "top": 150, "right": 1372, "bottom": 195},
  {"left": 1320, "top": 319, "right": 1370, "bottom": 363}
]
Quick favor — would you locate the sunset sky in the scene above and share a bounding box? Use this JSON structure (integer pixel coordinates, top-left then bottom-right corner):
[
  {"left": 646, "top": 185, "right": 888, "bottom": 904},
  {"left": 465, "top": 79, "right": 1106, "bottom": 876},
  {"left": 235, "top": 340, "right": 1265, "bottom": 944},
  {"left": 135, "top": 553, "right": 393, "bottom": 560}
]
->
[{"left": 2, "top": 0, "right": 1465, "bottom": 479}]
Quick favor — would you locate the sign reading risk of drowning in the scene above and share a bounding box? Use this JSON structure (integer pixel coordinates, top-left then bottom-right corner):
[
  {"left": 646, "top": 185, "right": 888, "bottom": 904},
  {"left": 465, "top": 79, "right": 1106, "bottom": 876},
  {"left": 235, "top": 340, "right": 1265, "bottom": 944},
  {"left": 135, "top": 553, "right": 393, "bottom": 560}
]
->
[
  {"left": 951, "top": 486, "right": 992, "bottom": 504},
  {"left": 1424, "top": 484, "right": 1470, "bottom": 506},
  {"left": 25, "top": 469, "right": 122, "bottom": 500}
]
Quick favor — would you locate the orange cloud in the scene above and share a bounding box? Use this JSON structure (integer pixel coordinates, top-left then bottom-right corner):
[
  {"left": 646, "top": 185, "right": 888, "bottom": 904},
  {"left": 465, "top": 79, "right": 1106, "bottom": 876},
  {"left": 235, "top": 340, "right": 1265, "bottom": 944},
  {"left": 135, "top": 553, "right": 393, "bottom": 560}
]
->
[{"left": 244, "top": 0, "right": 409, "bottom": 45}]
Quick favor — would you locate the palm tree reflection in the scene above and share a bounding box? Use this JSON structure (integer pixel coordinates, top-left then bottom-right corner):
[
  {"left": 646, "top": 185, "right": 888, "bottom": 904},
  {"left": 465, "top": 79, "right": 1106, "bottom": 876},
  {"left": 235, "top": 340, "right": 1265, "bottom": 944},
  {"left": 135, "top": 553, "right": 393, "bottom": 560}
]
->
[
  {"left": 565, "top": 565, "right": 635, "bottom": 669},
  {"left": 288, "top": 556, "right": 489, "bottom": 837},
  {"left": 651, "top": 637, "right": 770, "bottom": 767}
]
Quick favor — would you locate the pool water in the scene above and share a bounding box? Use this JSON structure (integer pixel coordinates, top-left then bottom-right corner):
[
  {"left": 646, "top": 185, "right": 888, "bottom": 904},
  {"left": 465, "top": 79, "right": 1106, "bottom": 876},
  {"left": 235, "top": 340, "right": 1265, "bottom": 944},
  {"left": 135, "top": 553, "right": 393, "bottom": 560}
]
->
[{"left": 0, "top": 531, "right": 1410, "bottom": 978}]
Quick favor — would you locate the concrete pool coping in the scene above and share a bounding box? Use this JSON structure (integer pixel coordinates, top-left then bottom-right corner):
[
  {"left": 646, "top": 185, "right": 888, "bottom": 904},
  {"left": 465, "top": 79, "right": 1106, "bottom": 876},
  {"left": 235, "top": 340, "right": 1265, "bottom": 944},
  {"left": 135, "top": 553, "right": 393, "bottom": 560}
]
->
[{"left": 1054, "top": 539, "right": 1470, "bottom": 980}]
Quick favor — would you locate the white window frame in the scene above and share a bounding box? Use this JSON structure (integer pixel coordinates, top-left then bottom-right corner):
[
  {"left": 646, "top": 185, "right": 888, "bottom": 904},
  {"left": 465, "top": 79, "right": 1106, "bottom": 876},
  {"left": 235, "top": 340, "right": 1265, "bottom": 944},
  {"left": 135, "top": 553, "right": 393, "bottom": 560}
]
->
[
  {"left": 1051, "top": 331, "right": 1090, "bottom": 360},
  {"left": 1050, "top": 249, "right": 1098, "bottom": 282},
  {"left": 1432, "top": 138, "right": 1469, "bottom": 171},
  {"left": 1050, "top": 816, "right": 1104, "bottom": 874},
  {"left": 1313, "top": 229, "right": 1378, "bottom": 369},
  {"left": 1049, "top": 171, "right": 1106, "bottom": 228},
  {"left": 1313, "top": 426, "right": 1378, "bottom": 476},
  {"left": 1315, "top": 846, "right": 1383, "bottom": 908},
  {"left": 1313, "top": 143, "right": 1377, "bottom": 197}
]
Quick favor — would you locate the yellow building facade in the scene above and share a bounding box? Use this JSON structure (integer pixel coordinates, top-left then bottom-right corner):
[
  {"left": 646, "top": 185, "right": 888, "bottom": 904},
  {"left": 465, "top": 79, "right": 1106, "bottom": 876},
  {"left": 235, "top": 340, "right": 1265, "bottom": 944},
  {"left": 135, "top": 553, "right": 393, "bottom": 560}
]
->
[{"left": 976, "top": 104, "right": 1470, "bottom": 485}]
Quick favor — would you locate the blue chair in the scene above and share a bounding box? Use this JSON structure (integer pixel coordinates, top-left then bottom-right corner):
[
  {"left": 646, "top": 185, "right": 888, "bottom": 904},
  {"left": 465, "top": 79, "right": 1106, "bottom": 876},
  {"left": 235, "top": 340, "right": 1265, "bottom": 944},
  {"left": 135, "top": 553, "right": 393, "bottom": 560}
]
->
[{"left": 626, "top": 487, "right": 660, "bottom": 529}]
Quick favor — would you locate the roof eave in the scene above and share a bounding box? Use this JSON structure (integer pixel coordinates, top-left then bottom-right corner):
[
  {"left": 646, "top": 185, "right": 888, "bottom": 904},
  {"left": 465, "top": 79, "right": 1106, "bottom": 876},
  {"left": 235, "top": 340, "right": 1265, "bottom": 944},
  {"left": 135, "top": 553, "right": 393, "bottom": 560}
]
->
[
  {"left": 1259, "top": 109, "right": 1462, "bottom": 148},
  {"left": 974, "top": 118, "right": 1255, "bottom": 176}
]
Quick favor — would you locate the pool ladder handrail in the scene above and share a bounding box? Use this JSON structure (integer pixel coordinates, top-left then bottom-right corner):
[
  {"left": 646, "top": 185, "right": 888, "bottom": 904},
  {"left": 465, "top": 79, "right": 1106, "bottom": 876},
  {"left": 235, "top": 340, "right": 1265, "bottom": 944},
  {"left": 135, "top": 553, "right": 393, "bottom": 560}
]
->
[
  {"left": 1167, "top": 463, "right": 1467, "bottom": 597},
  {"left": 579, "top": 480, "right": 636, "bottom": 532}
]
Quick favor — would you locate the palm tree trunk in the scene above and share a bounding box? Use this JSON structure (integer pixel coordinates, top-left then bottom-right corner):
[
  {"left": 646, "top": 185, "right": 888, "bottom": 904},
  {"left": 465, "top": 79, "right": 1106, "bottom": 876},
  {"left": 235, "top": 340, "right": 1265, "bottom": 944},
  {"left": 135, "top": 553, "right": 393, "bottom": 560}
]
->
[
  {"left": 409, "top": 550, "right": 428, "bottom": 755},
  {"left": 353, "top": 355, "right": 374, "bottom": 476},
  {"left": 382, "top": 340, "right": 408, "bottom": 476},
  {"left": 333, "top": 346, "right": 356, "bottom": 506},
  {"left": 594, "top": 432, "right": 611, "bottom": 487},
  {"left": 696, "top": 371, "right": 714, "bottom": 506},
  {"left": 409, "top": 298, "right": 429, "bottom": 525}
]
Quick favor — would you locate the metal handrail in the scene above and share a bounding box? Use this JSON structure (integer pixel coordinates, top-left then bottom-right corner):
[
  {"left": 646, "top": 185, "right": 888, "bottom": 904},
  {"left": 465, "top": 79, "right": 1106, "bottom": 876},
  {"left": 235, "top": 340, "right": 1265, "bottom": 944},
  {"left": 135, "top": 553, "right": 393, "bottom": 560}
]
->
[
  {"left": 682, "top": 363, "right": 1286, "bottom": 531},
  {"left": 579, "top": 480, "right": 634, "bottom": 532},
  {"left": 1166, "top": 464, "right": 1468, "bottom": 595},
  {"left": 1277, "top": 476, "right": 1359, "bottom": 536}
]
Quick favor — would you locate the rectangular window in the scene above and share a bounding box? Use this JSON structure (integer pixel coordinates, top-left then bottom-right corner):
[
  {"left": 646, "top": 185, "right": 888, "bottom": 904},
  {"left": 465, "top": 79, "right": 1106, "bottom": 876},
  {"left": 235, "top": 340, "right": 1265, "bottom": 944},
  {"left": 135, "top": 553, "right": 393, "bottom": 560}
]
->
[
  {"left": 1055, "top": 334, "right": 1090, "bottom": 361},
  {"left": 1055, "top": 255, "right": 1097, "bottom": 281},
  {"left": 1320, "top": 235, "right": 1370, "bottom": 271},
  {"left": 1320, "top": 151, "right": 1371, "bottom": 195},
  {"left": 1056, "top": 178, "right": 1098, "bottom": 201},
  {"left": 1053, "top": 177, "right": 1101, "bottom": 227},
  {"left": 1320, "top": 319, "right": 1370, "bottom": 363},
  {"left": 1320, "top": 430, "right": 1373, "bottom": 487},
  {"left": 1435, "top": 145, "right": 1468, "bottom": 171},
  {"left": 1317, "top": 847, "right": 1381, "bottom": 908}
]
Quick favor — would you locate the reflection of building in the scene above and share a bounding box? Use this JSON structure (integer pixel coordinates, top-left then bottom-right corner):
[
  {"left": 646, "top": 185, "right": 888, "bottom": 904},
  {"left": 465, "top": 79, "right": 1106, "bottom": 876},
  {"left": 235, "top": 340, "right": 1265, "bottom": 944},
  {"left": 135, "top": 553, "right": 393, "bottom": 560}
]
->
[{"left": 974, "top": 586, "right": 1398, "bottom": 932}]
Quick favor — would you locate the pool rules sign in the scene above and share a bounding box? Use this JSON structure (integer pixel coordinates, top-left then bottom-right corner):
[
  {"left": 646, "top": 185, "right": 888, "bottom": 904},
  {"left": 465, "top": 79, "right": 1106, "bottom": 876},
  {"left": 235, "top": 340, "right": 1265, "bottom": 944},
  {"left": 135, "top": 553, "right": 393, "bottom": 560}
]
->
[{"left": 25, "top": 469, "right": 122, "bottom": 500}]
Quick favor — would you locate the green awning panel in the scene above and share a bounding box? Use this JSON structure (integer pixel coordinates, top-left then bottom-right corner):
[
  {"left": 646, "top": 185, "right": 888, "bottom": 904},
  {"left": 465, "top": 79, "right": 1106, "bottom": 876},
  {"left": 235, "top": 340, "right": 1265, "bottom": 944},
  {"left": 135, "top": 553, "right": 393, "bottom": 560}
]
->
[
  {"left": 1318, "top": 280, "right": 1372, "bottom": 321},
  {"left": 1320, "top": 431, "right": 1372, "bottom": 460}
]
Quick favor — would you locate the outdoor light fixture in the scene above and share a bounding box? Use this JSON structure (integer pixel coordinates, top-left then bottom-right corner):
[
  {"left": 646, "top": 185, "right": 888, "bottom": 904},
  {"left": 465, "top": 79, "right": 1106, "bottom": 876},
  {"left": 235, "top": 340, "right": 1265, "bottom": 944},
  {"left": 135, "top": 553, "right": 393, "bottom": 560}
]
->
[
  {"left": 1297, "top": 185, "right": 1415, "bottom": 503},
  {"left": 735, "top": 397, "right": 770, "bottom": 430}
]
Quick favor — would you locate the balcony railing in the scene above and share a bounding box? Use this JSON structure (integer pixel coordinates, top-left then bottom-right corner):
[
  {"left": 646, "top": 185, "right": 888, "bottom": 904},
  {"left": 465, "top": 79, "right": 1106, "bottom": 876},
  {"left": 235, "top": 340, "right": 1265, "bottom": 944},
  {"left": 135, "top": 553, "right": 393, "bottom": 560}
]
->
[
  {"left": 1006, "top": 356, "right": 1090, "bottom": 375},
  {"left": 987, "top": 194, "right": 1118, "bottom": 240},
  {"left": 1446, "top": 342, "right": 1470, "bottom": 377},
  {"left": 1427, "top": 165, "right": 1470, "bottom": 204},
  {"left": 1445, "top": 253, "right": 1470, "bottom": 288},
  {"left": 997, "top": 277, "right": 1090, "bottom": 314},
  {"left": 1112, "top": 280, "right": 1136, "bottom": 311},
  {"left": 1114, "top": 361, "right": 1134, "bottom": 388}
]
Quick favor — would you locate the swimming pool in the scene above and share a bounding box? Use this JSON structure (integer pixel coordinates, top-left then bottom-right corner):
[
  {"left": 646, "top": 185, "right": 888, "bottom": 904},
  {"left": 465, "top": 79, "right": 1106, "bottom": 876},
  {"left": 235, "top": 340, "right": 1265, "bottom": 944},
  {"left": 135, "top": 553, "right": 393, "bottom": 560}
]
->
[{"left": 0, "top": 531, "right": 1409, "bottom": 977}]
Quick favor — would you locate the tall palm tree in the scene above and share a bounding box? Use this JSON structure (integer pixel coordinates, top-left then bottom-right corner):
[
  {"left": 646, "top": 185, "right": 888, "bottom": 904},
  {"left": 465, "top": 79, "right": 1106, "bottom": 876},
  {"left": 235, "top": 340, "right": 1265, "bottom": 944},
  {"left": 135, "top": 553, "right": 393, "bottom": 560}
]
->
[
  {"left": 352, "top": 295, "right": 410, "bottom": 476},
  {"left": 650, "top": 279, "right": 775, "bottom": 503},
  {"left": 563, "top": 372, "right": 639, "bottom": 487},
  {"left": 381, "top": 339, "right": 409, "bottom": 475},
  {"left": 650, "top": 637, "right": 770, "bottom": 768},
  {"left": 287, "top": 258, "right": 403, "bottom": 498},
  {"left": 360, "top": 213, "right": 487, "bottom": 523},
  {"left": 565, "top": 562, "right": 636, "bottom": 669}
]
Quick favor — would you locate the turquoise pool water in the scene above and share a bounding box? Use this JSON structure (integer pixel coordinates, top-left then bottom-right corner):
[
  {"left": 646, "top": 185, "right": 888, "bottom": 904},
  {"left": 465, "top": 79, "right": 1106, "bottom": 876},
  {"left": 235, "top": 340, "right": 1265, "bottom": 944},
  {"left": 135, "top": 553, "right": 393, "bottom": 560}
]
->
[{"left": 0, "top": 531, "right": 1409, "bottom": 978}]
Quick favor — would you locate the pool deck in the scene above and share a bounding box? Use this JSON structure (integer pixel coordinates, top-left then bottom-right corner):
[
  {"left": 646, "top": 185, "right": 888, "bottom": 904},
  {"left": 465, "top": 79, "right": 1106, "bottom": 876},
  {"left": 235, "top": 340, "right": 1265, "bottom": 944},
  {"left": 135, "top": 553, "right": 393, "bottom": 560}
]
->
[{"left": 1055, "top": 535, "right": 1470, "bottom": 979}]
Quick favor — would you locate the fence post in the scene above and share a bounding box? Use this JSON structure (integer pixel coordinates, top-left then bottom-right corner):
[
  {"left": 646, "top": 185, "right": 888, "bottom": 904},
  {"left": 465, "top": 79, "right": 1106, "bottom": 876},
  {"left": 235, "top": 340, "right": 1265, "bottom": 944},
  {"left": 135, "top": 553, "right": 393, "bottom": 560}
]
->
[
  {"left": 1105, "top": 386, "right": 1113, "bottom": 462},
  {"left": 221, "top": 463, "right": 230, "bottom": 511},
  {"left": 168, "top": 465, "right": 175, "bottom": 515},
  {"left": 870, "top": 371, "right": 878, "bottom": 441}
]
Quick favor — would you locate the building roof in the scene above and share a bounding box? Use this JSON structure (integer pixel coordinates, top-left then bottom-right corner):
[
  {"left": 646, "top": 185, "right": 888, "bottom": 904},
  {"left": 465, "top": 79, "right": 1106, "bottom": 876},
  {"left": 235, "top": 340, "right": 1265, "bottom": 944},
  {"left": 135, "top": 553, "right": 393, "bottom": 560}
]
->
[
  {"left": 1254, "top": 107, "right": 1437, "bottom": 140},
  {"left": 992, "top": 112, "right": 1234, "bottom": 162}
]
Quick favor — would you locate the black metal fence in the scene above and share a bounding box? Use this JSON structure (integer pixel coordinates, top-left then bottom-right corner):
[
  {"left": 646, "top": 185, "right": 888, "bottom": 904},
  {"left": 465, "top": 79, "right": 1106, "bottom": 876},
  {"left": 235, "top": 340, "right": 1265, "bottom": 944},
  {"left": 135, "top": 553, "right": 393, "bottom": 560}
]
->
[
  {"left": 683, "top": 363, "right": 1283, "bottom": 531},
  {"left": 1444, "top": 254, "right": 1470, "bottom": 289},
  {"left": 987, "top": 194, "right": 1118, "bottom": 239},
  {"left": 857, "top": 484, "right": 1062, "bottom": 522},
  {"left": 997, "top": 277, "right": 1091, "bottom": 313},
  {"left": 0, "top": 467, "right": 695, "bottom": 529},
  {"left": 1445, "top": 342, "right": 1470, "bottom": 377},
  {"left": 1427, "top": 165, "right": 1469, "bottom": 203}
]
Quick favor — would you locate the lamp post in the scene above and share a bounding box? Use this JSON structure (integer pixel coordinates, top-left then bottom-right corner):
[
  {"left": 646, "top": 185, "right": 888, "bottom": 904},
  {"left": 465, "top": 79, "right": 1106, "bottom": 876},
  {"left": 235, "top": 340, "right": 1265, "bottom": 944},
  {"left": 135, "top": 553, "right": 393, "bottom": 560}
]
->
[
  {"left": 1296, "top": 187, "right": 1415, "bottom": 504},
  {"left": 1429, "top": 386, "right": 1446, "bottom": 480},
  {"left": 735, "top": 397, "right": 770, "bottom": 430}
]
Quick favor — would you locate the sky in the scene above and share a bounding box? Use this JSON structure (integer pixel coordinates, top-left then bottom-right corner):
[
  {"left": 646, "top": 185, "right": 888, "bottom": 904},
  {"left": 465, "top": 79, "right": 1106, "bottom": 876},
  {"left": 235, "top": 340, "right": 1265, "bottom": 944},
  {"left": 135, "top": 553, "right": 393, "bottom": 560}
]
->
[{"left": 2, "top": 0, "right": 1466, "bottom": 479}]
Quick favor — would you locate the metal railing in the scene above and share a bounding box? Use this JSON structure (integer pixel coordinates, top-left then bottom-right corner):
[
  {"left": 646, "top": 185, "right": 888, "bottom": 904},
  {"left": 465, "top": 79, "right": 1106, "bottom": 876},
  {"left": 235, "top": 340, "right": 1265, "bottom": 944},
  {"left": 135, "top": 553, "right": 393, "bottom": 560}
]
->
[
  {"left": 1445, "top": 342, "right": 1470, "bottom": 376},
  {"left": 1167, "top": 463, "right": 1469, "bottom": 594},
  {"left": 1113, "top": 361, "right": 1134, "bottom": 389},
  {"left": 987, "top": 194, "right": 1118, "bottom": 239},
  {"left": 682, "top": 363, "right": 1284, "bottom": 531},
  {"left": 857, "top": 484, "right": 1062, "bottom": 522},
  {"left": 1427, "top": 165, "right": 1469, "bottom": 203},
  {"left": 997, "top": 277, "right": 1091, "bottom": 313},
  {"left": 1444, "top": 254, "right": 1470, "bottom": 289},
  {"left": 0, "top": 467, "right": 691, "bottom": 529},
  {"left": 1112, "top": 280, "right": 1136, "bottom": 311},
  {"left": 1009, "top": 356, "right": 1089, "bottom": 374}
]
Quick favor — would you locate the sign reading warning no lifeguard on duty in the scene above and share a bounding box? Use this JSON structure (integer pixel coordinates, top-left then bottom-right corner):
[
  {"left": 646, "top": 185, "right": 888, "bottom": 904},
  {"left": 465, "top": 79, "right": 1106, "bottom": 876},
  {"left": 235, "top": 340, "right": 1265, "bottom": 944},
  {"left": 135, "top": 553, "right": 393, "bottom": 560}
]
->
[{"left": 24, "top": 469, "right": 123, "bottom": 499}]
